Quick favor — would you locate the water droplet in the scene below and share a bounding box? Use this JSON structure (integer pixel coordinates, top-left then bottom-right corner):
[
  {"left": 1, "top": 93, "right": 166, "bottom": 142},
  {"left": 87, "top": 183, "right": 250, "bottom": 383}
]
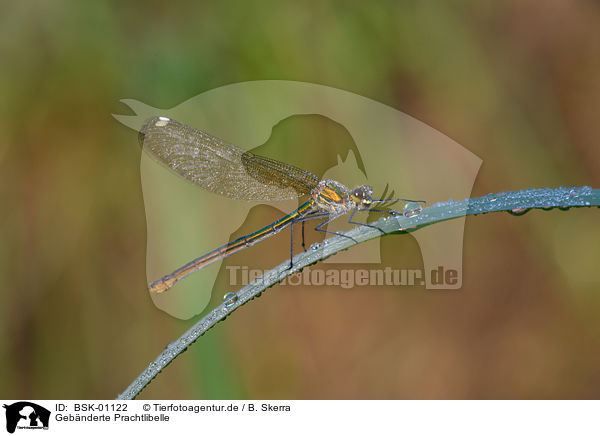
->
[
  {"left": 310, "top": 242, "right": 322, "bottom": 251},
  {"left": 508, "top": 208, "right": 530, "bottom": 216},
  {"left": 403, "top": 202, "right": 422, "bottom": 217},
  {"left": 223, "top": 292, "right": 238, "bottom": 308}
]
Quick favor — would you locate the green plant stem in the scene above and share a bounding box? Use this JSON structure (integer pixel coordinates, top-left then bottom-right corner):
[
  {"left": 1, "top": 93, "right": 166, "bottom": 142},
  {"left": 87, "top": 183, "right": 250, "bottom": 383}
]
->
[{"left": 117, "top": 186, "right": 599, "bottom": 399}]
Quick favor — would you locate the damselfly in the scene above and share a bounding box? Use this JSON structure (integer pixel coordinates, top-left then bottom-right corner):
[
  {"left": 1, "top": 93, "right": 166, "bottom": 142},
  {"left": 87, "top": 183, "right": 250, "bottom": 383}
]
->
[{"left": 139, "top": 116, "right": 423, "bottom": 293}]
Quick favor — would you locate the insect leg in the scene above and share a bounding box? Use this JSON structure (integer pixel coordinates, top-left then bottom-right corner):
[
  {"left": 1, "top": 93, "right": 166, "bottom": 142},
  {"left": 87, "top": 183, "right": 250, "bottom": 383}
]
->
[{"left": 313, "top": 213, "right": 358, "bottom": 244}]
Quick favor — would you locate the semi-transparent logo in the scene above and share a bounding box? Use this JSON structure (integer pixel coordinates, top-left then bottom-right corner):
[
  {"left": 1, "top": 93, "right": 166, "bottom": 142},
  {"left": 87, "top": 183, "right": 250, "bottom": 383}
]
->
[{"left": 114, "top": 80, "right": 481, "bottom": 319}]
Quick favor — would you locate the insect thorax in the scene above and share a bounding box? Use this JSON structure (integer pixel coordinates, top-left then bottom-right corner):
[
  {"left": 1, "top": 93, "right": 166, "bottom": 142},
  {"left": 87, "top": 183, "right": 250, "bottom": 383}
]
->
[{"left": 312, "top": 179, "right": 353, "bottom": 214}]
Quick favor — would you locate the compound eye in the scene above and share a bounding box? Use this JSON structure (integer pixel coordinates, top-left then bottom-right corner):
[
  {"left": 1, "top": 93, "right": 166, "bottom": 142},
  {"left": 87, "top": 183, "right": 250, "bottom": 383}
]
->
[{"left": 351, "top": 188, "right": 365, "bottom": 199}]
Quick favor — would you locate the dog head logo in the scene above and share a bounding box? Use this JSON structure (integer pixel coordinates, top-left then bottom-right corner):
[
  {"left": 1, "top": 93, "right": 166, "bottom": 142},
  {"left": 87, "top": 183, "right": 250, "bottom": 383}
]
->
[
  {"left": 3, "top": 402, "right": 50, "bottom": 433},
  {"left": 114, "top": 80, "right": 481, "bottom": 319}
]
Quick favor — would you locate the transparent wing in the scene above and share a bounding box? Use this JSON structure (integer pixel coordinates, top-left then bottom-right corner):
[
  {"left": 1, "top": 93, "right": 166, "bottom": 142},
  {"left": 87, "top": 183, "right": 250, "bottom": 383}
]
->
[{"left": 138, "top": 117, "right": 320, "bottom": 201}]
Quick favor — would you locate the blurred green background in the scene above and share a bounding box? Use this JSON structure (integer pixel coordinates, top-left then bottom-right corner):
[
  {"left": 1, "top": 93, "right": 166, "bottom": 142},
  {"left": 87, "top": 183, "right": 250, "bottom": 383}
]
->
[{"left": 1, "top": 1, "right": 599, "bottom": 399}]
